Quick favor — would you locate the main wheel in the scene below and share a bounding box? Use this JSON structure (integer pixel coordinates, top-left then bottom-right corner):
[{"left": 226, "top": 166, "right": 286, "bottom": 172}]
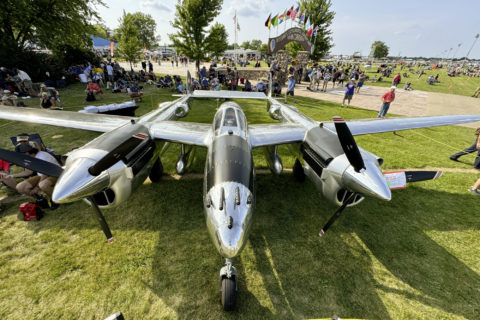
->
[
  {"left": 149, "top": 158, "right": 163, "bottom": 182},
  {"left": 221, "top": 276, "right": 236, "bottom": 311},
  {"left": 293, "top": 158, "right": 306, "bottom": 182}
]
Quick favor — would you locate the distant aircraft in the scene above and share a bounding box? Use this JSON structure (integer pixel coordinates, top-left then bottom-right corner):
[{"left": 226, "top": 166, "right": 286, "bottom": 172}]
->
[{"left": 0, "top": 72, "right": 478, "bottom": 311}]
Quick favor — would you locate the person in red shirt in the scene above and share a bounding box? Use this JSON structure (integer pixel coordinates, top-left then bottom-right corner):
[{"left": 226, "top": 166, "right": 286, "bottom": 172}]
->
[
  {"left": 377, "top": 86, "right": 396, "bottom": 118},
  {"left": 393, "top": 72, "right": 401, "bottom": 87}
]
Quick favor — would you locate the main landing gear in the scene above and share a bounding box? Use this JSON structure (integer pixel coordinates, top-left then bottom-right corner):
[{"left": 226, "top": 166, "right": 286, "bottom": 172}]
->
[{"left": 220, "top": 258, "right": 237, "bottom": 311}]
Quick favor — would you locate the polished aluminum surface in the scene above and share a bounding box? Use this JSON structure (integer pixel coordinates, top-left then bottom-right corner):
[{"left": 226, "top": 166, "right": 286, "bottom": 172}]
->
[
  {"left": 0, "top": 105, "right": 132, "bottom": 132},
  {"left": 193, "top": 90, "right": 267, "bottom": 100},
  {"left": 149, "top": 120, "right": 212, "bottom": 146},
  {"left": 205, "top": 181, "right": 253, "bottom": 258},
  {"left": 323, "top": 115, "right": 480, "bottom": 136}
]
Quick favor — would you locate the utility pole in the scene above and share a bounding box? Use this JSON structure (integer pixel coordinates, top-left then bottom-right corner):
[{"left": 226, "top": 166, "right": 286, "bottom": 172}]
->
[
  {"left": 463, "top": 33, "right": 480, "bottom": 67},
  {"left": 452, "top": 43, "right": 462, "bottom": 63}
]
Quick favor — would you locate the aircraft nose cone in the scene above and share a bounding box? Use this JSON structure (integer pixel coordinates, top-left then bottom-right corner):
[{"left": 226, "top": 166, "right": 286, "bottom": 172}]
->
[
  {"left": 52, "top": 158, "right": 110, "bottom": 203},
  {"left": 343, "top": 160, "right": 391, "bottom": 201}
]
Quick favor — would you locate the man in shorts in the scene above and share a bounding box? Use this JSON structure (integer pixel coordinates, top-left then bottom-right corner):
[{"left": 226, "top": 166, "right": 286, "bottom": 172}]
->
[
  {"left": 341, "top": 79, "right": 356, "bottom": 107},
  {"left": 15, "top": 144, "right": 61, "bottom": 209}
]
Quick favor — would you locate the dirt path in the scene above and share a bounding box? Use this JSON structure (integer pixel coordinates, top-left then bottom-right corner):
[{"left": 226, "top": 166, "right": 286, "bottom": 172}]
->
[{"left": 293, "top": 82, "right": 480, "bottom": 128}]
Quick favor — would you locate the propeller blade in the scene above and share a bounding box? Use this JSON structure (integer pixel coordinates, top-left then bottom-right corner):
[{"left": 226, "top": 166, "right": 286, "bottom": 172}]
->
[
  {"left": 319, "top": 192, "right": 355, "bottom": 237},
  {"left": 405, "top": 170, "right": 443, "bottom": 182},
  {"left": 88, "top": 196, "right": 114, "bottom": 243},
  {"left": 88, "top": 133, "right": 148, "bottom": 176},
  {"left": 333, "top": 116, "right": 365, "bottom": 172},
  {"left": 0, "top": 148, "right": 63, "bottom": 178},
  {"left": 186, "top": 70, "right": 192, "bottom": 94}
]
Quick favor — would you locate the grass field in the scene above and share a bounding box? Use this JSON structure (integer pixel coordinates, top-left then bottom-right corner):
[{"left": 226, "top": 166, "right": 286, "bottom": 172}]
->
[{"left": 0, "top": 83, "right": 479, "bottom": 319}]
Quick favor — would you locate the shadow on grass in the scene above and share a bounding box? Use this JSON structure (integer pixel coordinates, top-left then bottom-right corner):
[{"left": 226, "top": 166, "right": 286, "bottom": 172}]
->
[{"left": 2, "top": 173, "right": 479, "bottom": 318}]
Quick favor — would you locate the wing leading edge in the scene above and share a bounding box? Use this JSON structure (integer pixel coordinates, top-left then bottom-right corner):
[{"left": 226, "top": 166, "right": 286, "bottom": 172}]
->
[
  {"left": 322, "top": 115, "right": 480, "bottom": 135},
  {"left": 0, "top": 106, "right": 133, "bottom": 132}
]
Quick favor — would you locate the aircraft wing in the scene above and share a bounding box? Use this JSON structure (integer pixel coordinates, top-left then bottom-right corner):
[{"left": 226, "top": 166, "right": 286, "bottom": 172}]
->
[
  {"left": 322, "top": 115, "right": 480, "bottom": 135},
  {"left": 149, "top": 121, "right": 211, "bottom": 146},
  {"left": 0, "top": 105, "right": 133, "bottom": 132},
  {"left": 192, "top": 90, "right": 268, "bottom": 100},
  {"left": 248, "top": 123, "right": 306, "bottom": 147}
]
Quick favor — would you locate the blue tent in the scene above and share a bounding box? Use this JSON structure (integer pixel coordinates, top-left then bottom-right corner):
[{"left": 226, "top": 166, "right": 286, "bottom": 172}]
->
[{"left": 91, "top": 36, "right": 116, "bottom": 48}]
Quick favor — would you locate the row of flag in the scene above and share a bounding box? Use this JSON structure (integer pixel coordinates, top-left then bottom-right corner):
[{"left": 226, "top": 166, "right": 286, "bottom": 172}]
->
[{"left": 264, "top": 5, "right": 319, "bottom": 37}]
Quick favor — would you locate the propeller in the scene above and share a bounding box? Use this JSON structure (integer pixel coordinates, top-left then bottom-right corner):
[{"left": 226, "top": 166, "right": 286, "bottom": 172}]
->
[
  {"left": 0, "top": 148, "right": 63, "bottom": 177},
  {"left": 186, "top": 70, "right": 192, "bottom": 94},
  {"left": 405, "top": 170, "right": 443, "bottom": 182},
  {"left": 319, "top": 192, "right": 356, "bottom": 237},
  {"left": 333, "top": 116, "right": 365, "bottom": 172},
  {"left": 88, "top": 133, "right": 147, "bottom": 176},
  {"left": 88, "top": 196, "right": 114, "bottom": 243},
  {"left": 0, "top": 148, "right": 115, "bottom": 243}
]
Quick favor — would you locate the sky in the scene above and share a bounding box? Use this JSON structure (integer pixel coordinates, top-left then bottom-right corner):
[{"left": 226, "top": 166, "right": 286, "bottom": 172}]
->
[{"left": 96, "top": 0, "right": 480, "bottom": 59}]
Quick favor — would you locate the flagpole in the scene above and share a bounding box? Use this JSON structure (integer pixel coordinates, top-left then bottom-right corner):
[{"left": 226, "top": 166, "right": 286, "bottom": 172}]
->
[{"left": 234, "top": 10, "right": 237, "bottom": 68}]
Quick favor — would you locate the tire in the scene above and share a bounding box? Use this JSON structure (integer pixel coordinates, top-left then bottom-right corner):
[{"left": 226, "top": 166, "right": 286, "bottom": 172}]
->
[
  {"left": 293, "top": 158, "right": 306, "bottom": 182},
  {"left": 221, "top": 276, "right": 236, "bottom": 311},
  {"left": 149, "top": 158, "right": 163, "bottom": 182}
]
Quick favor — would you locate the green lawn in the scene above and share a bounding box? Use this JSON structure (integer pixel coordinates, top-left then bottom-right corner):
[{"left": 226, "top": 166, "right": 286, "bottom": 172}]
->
[
  {"left": 335, "top": 63, "right": 479, "bottom": 97},
  {"left": 0, "top": 83, "right": 479, "bottom": 319}
]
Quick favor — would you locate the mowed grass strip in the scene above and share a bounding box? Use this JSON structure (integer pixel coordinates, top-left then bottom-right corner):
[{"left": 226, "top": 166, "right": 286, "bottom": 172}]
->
[{"left": 0, "top": 84, "right": 478, "bottom": 319}]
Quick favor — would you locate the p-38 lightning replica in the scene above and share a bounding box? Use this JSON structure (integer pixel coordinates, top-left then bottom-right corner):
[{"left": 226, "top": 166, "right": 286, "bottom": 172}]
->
[{"left": 0, "top": 72, "right": 479, "bottom": 310}]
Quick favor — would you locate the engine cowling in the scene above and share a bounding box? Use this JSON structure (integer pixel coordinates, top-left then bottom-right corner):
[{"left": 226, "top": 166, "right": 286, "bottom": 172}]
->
[{"left": 175, "top": 103, "right": 189, "bottom": 118}]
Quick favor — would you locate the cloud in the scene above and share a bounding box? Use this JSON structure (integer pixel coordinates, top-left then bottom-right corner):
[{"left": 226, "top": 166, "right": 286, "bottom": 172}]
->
[
  {"left": 227, "top": 0, "right": 267, "bottom": 17},
  {"left": 140, "top": 0, "right": 170, "bottom": 12}
]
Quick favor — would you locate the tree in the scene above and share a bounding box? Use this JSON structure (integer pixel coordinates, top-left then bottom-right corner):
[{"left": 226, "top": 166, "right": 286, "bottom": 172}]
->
[
  {"left": 300, "top": 0, "right": 335, "bottom": 60},
  {"left": 205, "top": 23, "right": 229, "bottom": 59},
  {"left": 0, "top": 0, "right": 103, "bottom": 52},
  {"left": 169, "top": 0, "right": 225, "bottom": 72},
  {"left": 117, "top": 12, "right": 143, "bottom": 69},
  {"left": 371, "top": 41, "right": 389, "bottom": 59},
  {"left": 115, "top": 12, "right": 159, "bottom": 48},
  {"left": 250, "top": 40, "right": 263, "bottom": 51},
  {"left": 241, "top": 41, "right": 251, "bottom": 50},
  {"left": 259, "top": 43, "right": 268, "bottom": 56},
  {"left": 285, "top": 42, "right": 303, "bottom": 58},
  {"left": 92, "top": 25, "right": 108, "bottom": 39}
]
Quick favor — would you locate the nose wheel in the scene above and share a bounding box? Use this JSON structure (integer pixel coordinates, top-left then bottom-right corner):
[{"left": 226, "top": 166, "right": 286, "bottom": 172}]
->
[{"left": 219, "top": 258, "right": 237, "bottom": 311}]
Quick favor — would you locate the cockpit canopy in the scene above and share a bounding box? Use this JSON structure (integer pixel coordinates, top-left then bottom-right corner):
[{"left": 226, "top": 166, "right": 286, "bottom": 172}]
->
[{"left": 213, "top": 106, "right": 246, "bottom": 136}]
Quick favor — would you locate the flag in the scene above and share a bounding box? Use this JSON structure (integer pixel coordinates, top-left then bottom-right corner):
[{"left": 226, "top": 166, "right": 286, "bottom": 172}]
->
[
  {"left": 279, "top": 10, "right": 286, "bottom": 24},
  {"left": 307, "top": 24, "right": 314, "bottom": 37},
  {"left": 299, "top": 11, "right": 305, "bottom": 23},
  {"left": 265, "top": 13, "right": 271, "bottom": 28},
  {"left": 110, "top": 41, "right": 114, "bottom": 56},
  {"left": 286, "top": 6, "right": 293, "bottom": 19},
  {"left": 233, "top": 15, "right": 240, "bottom": 30},
  {"left": 291, "top": 6, "right": 299, "bottom": 20},
  {"left": 305, "top": 17, "right": 310, "bottom": 30},
  {"left": 271, "top": 14, "right": 279, "bottom": 27},
  {"left": 312, "top": 26, "right": 319, "bottom": 37}
]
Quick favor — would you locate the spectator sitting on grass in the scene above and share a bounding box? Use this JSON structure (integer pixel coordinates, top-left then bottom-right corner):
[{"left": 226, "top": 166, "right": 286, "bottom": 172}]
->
[
  {"left": 427, "top": 75, "right": 435, "bottom": 85},
  {"left": 85, "top": 79, "right": 102, "bottom": 96},
  {"left": 201, "top": 77, "right": 209, "bottom": 90},
  {"left": 255, "top": 80, "right": 266, "bottom": 93},
  {"left": 129, "top": 82, "right": 143, "bottom": 102},
  {"left": 403, "top": 82, "right": 413, "bottom": 91},
  {"left": 176, "top": 82, "right": 186, "bottom": 94}
]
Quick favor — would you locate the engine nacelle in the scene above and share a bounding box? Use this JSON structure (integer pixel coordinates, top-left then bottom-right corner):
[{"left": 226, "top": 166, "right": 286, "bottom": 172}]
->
[
  {"left": 86, "top": 141, "right": 157, "bottom": 209},
  {"left": 175, "top": 103, "right": 189, "bottom": 118}
]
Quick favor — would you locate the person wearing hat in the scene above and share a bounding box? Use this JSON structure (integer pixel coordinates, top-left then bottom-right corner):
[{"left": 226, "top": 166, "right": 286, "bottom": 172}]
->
[
  {"left": 1, "top": 89, "right": 18, "bottom": 106},
  {"left": 15, "top": 144, "right": 61, "bottom": 209},
  {"left": 377, "top": 86, "right": 396, "bottom": 118},
  {"left": 15, "top": 133, "right": 43, "bottom": 151}
]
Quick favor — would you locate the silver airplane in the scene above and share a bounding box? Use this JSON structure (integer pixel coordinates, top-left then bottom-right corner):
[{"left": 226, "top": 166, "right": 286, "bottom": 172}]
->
[{"left": 0, "top": 72, "right": 479, "bottom": 311}]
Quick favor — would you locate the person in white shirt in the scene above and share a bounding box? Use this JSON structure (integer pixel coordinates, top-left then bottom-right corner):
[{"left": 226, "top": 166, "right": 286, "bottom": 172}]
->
[
  {"left": 15, "top": 144, "right": 61, "bottom": 209},
  {"left": 16, "top": 69, "right": 35, "bottom": 95}
]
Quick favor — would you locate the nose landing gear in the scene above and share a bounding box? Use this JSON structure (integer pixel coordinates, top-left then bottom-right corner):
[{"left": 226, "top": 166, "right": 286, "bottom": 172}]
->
[{"left": 219, "top": 258, "right": 237, "bottom": 311}]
